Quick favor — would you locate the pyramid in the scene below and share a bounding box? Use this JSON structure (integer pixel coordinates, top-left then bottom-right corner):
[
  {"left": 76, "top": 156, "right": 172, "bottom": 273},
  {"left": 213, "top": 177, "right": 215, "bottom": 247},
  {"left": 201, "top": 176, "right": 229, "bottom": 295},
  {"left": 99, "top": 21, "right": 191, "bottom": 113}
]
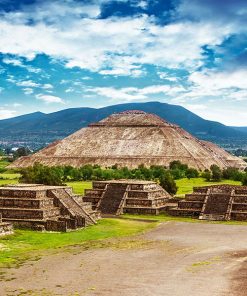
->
[
  {"left": 9, "top": 110, "right": 246, "bottom": 170},
  {"left": 169, "top": 185, "right": 247, "bottom": 221}
]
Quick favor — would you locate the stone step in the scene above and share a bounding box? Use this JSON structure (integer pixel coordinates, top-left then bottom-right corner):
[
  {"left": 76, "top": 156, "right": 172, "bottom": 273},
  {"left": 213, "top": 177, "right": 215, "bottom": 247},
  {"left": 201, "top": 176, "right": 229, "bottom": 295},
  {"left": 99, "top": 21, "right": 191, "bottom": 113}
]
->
[
  {"left": 125, "top": 198, "right": 167, "bottom": 207},
  {"left": 0, "top": 207, "right": 60, "bottom": 220},
  {"left": 123, "top": 206, "right": 166, "bottom": 215},
  {"left": 0, "top": 198, "right": 53, "bottom": 209},
  {"left": 0, "top": 188, "right": 47, "bottom": 199}
]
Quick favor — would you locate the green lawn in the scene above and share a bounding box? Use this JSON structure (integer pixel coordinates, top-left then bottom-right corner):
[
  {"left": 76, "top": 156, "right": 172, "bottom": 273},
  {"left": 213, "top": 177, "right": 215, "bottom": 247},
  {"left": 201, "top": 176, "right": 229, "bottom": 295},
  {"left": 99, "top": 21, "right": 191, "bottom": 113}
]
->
[
  {"left": 0, "top": 218, "right": 156, "bottom": 268},
  {"left": 0, "top": 158, "right": 11, "bottom": 169},
  {"left": 176, "top": 178, "right": 241, "bottom": 196},
  {"left": 66, "top": 181, "right": 92, "bottom": 195}
]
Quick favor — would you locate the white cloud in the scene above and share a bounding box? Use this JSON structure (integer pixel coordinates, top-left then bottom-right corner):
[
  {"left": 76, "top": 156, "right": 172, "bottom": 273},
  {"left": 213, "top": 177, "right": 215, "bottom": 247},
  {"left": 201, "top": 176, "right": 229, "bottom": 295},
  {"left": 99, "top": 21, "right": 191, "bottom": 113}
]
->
[
  {"left": 23, "top": 88, "right": 34, "bottom": 95},
  {"left": 0, "top": 1, "right": 237, "bottom": 75},
  {"left": 43, "top": 83, "right": 53, "bottom": 89},
  {"left": 189, "top": 69, "right": 247, "bottom": 90},
  {"left": 2, "top": 57, "right": 22, "bottom": 67},
  {"left": 16, "top": 80, "right": 40, "bottom": 88},
  {"left": 86, "top": 84, "right": 182, "bottom": 102},
  {"left": 2, "top": 56, "right": 41, "bottom": 73},
  {"left": 0, "top": 108, "right": 16, "bottom": 119},
  {"left": 36, "top": 94, "right": 65, "bottom": 104}
]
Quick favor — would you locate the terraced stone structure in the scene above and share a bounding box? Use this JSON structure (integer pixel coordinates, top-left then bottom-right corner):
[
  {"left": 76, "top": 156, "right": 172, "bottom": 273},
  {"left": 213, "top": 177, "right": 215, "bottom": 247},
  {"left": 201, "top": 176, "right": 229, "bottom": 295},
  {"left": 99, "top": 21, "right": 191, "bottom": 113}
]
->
[
  {"left": 0, "top": 213, "right": 13, "bottom": 236},
  {"left": 170, "top": 185, "right": 247, "bottom": 221},
  {"left": 83, "top": 180, "right": 173, "bottom": 215},
  {"left": 9, "top": 110, "right": 246, "bottom": 171},
  {"left": 0, "top": 184, "right": 99, "bottom": 232}
]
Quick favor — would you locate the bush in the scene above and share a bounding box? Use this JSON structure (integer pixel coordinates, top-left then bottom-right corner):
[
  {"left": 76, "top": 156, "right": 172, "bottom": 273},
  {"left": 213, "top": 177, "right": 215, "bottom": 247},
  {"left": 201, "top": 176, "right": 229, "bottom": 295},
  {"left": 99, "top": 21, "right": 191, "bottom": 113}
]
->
[
  {"left": 201, "top": 170, "right": 212, "bottom": 181},
  {"left": 159, "top": 172, "right": 178, "bottom": 195},
  {"left": 242, "top": 174, "right": 247, "bottom": 186},
  {"left": 186, "top": 168, "right": 199, "bottom": 179},
  {"left": 210, "top": 165, "right": 222, "bottom": 182},
  {"left": 20, "top": 163, "right": 64, "bottom": 186}
]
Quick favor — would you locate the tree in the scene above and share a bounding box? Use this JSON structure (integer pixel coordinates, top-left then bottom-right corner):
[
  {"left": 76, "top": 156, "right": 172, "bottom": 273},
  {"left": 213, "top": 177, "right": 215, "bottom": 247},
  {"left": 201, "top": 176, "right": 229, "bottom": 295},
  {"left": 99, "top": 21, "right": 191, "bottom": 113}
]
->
[
  {"left": 242, "top": 173, "right": 247, "bottom": 186},
  {"left": 159, "top": 172, "right": 178, "bottom": 195},
  {"left": 14, "top": 147, "right": 31, "bottom": 159},
  {"left": 210, "top": 165, "right": 222, "bottom": 182},
  {"left": 169, "top": 160, "right": 188, "bottom": 171},
  {"left": 186, "top": 168, "right": 199, "bottom": 179},
  {"left": 20, "top": 163, "right": 64, "bottom": 186},
  {"left": 201, "top": 170, "right": 212, "bottom": 181}
]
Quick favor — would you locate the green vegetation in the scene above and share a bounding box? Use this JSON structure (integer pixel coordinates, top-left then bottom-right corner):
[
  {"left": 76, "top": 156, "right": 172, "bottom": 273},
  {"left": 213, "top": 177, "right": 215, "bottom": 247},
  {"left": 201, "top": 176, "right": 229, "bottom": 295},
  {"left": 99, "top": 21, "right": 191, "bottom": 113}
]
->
[
  {"left": 66, "top": 181, "right": 92, "bottom": 195},
  {"left": 0, "top": 218, "right": 157, "bottom": 268},
  {"left": 176, "top": 178, "right": 241, "bottom": 196}
]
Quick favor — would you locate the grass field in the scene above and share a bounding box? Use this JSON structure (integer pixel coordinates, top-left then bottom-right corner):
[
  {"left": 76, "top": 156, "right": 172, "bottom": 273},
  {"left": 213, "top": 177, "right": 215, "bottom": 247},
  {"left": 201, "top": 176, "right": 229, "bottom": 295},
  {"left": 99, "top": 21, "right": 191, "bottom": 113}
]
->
[
  {"left": 0, "top": 218, "right": 156, "bottom": 268},
  {"left": 176, "top": 178, "right": 241, "bottom": 196},
  {"left": 66, "top": 181, "right": 92, "bottom": 195}
]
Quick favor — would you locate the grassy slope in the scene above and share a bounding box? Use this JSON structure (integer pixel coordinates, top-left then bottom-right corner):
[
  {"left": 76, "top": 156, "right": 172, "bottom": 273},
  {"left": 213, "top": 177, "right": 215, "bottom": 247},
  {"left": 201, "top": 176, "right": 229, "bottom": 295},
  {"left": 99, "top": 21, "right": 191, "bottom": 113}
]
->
[{"left": 0, "top": 218, "right": 156, "bottom": 268}]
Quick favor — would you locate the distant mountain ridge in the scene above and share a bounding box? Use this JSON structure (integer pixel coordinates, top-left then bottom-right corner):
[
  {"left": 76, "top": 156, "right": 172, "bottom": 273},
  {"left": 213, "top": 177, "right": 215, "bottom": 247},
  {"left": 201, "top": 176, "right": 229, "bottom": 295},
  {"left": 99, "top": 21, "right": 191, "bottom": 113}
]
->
[{"left": 0, "top": 102, "right": 246, "bottom": 149}]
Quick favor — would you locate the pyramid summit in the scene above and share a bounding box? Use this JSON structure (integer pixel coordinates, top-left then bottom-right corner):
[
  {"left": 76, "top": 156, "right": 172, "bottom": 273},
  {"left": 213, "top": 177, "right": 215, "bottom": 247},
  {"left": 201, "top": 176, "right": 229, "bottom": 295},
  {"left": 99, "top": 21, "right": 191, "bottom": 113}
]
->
[{"left": 9, "top": 111, "right": 247, "bottom": 170}]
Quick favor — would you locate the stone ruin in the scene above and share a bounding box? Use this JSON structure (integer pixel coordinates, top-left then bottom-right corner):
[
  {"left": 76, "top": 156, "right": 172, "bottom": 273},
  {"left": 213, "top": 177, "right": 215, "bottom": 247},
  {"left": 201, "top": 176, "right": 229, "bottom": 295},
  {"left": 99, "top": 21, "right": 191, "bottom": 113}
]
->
[
  {"left": 169, "top": 185, "right": 247, "bottom": 221},
  {"left": 0, "top": 213, "right": 13, "bottom": 236},
  {"left": 0, "top": 184, "right": 100, "bottom": 232},
  {"left": 9, "top": 110, "right": 247, "bottom": 171},
  {"left": 83, "top": 180, "right": 174, "bottom": 215}
]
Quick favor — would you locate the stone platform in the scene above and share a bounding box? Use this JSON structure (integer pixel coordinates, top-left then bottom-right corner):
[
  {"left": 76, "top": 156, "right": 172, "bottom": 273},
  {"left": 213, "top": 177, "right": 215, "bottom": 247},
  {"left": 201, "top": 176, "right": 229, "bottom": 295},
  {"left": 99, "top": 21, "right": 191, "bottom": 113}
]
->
[
  {"left": 83, "top": 180, "right": 173, "bottom": 215},
  {"left": 169, "top": 185, "right": 247, "bottom": 221},
  {"left": 0, "top": 184, "right": 100, "bottom": 232}
]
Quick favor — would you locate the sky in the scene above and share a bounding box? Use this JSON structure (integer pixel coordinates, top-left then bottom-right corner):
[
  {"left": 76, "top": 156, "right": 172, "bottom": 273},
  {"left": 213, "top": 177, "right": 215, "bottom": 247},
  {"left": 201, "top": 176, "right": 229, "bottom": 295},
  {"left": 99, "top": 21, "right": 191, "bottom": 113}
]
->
[{"left": 0, "top": 0, "right": 247, "bottom": 126}]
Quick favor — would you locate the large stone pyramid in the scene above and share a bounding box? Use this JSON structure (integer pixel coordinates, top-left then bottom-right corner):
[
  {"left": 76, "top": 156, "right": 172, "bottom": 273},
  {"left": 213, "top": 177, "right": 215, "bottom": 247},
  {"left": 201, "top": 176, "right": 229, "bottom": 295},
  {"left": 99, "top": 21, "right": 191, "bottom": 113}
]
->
[{"left": 9, "top": 110, "right": 246, "bottom": 170}]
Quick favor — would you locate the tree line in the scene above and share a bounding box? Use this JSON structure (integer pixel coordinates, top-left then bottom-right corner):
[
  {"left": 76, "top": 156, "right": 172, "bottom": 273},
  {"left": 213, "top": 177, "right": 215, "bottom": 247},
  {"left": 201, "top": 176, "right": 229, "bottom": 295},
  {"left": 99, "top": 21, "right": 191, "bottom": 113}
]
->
[{"left": 19, "top": 161, "right": 247, "bottom": 195}]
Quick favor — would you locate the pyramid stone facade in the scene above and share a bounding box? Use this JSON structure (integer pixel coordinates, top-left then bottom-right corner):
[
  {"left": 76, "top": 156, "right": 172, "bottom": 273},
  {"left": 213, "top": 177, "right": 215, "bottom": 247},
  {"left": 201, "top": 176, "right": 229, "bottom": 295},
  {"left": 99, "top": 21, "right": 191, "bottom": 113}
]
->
[
  {"left": 0, "top": 184, "right": 99, "bottom": 231},
  {"left": 83, "top": 180, "right": 173, "bottom": 215},
  {"left": 169, "top": 185, "right": 247, "bottom": 221},
  {"left": 9, "top": 110, "right": 247, "bottom": 171}
]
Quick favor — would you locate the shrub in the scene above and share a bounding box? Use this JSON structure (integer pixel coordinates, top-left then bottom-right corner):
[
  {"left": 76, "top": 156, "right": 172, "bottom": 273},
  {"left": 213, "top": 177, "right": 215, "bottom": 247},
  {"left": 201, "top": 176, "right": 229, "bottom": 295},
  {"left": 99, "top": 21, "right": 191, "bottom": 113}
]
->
[{"left": 159, "top": 172, "right": 178, "bottom": 195}]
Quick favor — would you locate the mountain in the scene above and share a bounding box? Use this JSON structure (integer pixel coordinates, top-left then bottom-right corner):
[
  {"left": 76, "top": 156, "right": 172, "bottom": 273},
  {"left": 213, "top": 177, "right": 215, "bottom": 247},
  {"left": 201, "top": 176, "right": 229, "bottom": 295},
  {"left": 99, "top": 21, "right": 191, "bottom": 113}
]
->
[
  {"left": 231, "top": 127, "right": 247, "bottom": 133},
  {"left": 0, "top": 102, "right": 246, "bottom": 149}
]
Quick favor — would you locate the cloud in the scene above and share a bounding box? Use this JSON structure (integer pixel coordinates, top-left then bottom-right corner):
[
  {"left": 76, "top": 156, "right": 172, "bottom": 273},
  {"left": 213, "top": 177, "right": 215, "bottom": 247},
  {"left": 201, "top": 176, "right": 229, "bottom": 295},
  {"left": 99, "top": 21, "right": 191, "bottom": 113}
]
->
[
  {"left": 2, "top": 56, "right": 41, "bottom": 73},
  {"left": 85, "top": 84, "right": 184, "bottom": 102},
  {"left": 0, "top": 108, "right": 16, "bottom": 119},
  {"left": 0, "top": 0, "right": 239, "bottom": 75},
  {"left": 188, "top": 69, "right": 247, "bottom": 93},
  {"left": 36, "top": 94, "right": 65, "bottom": 104},
  {"left": 23, "top": 88, "right": 34, "bottom": 95},
  {"left": 16, "top": 80, "right": 40, "bottom": 88}
]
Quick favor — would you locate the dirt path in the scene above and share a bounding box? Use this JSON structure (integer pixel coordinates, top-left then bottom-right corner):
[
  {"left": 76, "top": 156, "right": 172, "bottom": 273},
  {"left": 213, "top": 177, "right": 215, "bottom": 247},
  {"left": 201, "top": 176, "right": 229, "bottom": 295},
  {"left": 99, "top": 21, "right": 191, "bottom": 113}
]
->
[{"left": 1, "top": 221, "right": 247, "bottom": 296}]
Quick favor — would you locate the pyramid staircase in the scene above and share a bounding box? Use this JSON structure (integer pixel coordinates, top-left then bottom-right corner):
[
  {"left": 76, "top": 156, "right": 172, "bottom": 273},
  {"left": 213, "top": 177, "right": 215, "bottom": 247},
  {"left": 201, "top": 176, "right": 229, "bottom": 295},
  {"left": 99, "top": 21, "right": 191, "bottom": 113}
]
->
[
  {"left": 169, "top": 185, "right": 247, "bottom": 221},
  {"left": 0, "top": 184, "right": 99, "bottom": 231},
  {"left": 83, "top": 180, "right": 173, "bottom": 216}
]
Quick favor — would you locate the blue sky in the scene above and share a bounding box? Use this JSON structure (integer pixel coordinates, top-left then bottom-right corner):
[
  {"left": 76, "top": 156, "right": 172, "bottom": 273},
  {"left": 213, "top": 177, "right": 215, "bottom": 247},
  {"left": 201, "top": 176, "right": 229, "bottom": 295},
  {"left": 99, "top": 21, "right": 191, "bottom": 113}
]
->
[{"left": 0, "top": 0, "right": 247, "bottom": 125}]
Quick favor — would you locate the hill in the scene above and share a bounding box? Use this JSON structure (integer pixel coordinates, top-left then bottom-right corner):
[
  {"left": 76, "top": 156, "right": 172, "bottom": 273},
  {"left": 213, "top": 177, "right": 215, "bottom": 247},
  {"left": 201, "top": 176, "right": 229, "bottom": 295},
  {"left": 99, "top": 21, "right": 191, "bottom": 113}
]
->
[{"left": 0, "top": 102, "right": 246, "bottom": 149}]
